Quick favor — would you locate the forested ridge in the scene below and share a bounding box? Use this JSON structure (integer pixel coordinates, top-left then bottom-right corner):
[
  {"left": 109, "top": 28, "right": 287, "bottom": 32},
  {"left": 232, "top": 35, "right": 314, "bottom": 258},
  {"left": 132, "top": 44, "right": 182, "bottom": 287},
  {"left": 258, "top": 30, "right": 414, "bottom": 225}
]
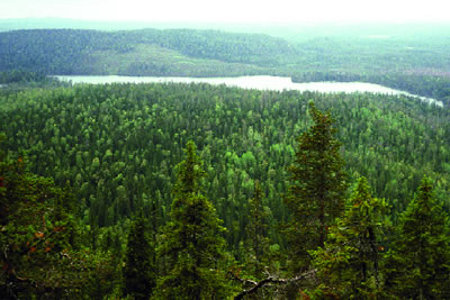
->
[
  {"left": 1, "top": 82, "right": 449, "bottom": 298},
  {"left": 0, "top": 29, "right": 290, "bottom": 75},
  {"left": 1, "top": 27, "right": 449, "bottom": 105}
]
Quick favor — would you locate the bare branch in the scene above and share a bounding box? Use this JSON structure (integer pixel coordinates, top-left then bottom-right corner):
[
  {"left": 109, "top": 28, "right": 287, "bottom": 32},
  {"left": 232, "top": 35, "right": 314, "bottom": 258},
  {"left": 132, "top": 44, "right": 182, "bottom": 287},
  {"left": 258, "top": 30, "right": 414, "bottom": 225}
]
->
[{"left": 233, "top": 270, "right": 316, "bottom": 300}]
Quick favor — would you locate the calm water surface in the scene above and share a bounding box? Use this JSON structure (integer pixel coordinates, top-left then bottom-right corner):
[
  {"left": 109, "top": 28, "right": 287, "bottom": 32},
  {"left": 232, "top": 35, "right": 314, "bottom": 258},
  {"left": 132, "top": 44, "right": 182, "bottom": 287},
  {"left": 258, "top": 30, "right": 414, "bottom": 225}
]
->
[{"left": 55, "top": 75, "right": 442, "bottom": 106}]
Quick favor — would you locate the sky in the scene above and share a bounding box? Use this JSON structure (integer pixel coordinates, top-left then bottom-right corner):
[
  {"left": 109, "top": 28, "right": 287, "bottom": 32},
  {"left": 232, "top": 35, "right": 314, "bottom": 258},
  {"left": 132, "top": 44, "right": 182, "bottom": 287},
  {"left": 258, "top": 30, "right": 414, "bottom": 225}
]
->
[{"left": 1, "top": 0, "right": 450, "bottom": 24}]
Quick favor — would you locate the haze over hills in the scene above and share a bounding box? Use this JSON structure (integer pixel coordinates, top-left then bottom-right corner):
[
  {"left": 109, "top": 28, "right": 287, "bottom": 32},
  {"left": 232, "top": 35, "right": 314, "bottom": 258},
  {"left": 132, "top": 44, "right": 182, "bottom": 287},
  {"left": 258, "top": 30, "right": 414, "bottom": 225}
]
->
[
  {"left": 1, "top": 21, "right": 450, "bottom": 105},
  {"left": 2, "top": 18, "right": 450, "bottom": 42}
]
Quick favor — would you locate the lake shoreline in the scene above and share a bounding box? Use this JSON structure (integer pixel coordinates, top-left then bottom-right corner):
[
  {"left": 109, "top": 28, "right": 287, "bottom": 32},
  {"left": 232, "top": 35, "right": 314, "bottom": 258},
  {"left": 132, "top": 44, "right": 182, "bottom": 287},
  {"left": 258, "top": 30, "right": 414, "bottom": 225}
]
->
[{"left": 54, "top": 75, "right": 443, "bottom": 107}]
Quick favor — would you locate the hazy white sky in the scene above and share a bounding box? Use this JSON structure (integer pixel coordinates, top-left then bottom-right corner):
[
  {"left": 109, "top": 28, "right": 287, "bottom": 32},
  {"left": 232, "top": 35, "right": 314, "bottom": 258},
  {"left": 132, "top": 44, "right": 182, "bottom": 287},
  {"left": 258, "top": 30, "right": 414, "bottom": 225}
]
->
[{"left": 1, "top": 0, "right": 449, "bottom": 23}]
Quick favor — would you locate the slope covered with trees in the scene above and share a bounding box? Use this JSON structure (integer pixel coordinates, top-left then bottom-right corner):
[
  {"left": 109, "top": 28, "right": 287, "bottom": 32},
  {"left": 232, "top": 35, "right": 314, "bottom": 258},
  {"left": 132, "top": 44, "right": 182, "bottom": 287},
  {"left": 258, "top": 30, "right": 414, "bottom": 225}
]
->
[
  {"left": 0, "top": 29, "right": 293, "bottom": 76},
  {"left": 1, "top": 26, "right": 449, "bottom": 105},
  {"left": 0, "top": 135, "right": 119, "bottom": 298},
  {"left": 1, "top": 83, "right": 448, "bottom": 297},
  {"left": 0, "top": 82, "right": 448, "bottom": 238}
]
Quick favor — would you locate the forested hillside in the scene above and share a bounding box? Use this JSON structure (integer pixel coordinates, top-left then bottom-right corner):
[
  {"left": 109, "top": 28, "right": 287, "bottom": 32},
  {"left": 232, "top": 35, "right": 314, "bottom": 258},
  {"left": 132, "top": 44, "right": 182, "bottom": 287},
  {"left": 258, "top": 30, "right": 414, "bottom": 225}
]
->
[
  {"left": 0, "top": 29, "right": 292, "bottom": 75},
  {"left": 1, "top": 82, "right": 449, "bottom": 298},
  {"left": 1, "top": 27, "right": 449, "bottom": 105},
  {"left": 1, "top": 83, "right": 448, "bottom": 229}
]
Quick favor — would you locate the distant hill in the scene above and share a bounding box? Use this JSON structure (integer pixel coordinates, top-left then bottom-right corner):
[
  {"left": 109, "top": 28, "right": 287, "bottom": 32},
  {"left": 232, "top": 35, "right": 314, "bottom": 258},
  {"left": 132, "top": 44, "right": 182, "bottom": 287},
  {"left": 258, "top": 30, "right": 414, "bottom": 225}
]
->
[
  {"left": 1, "top": 25, "right": 449, "bottom": 104},
  {"left": 0, "top": 28, "right": 297, "bottom": 76}
]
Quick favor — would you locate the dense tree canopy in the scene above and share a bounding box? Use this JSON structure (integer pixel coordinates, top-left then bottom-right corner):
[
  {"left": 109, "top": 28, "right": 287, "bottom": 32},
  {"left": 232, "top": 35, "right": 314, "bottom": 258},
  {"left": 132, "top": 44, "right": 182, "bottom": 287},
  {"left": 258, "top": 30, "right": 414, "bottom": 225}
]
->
[
  {"left": 384, "top": 177, "right": 450, "bottom": 298},
  {"left": 0, "top": 152, "right": 117, "bottom": 298},
  {"left": 0, "top": 21, "right": 449, "bottom": 298},
  {"left": 310, "top": 177, "right": 388, "bottom": 298},
  {"left": 0, "top": 83, "right": 448, "bottom": 236},
  {"left": 0, "top": 80, "right": 448, "bottom": 298}
]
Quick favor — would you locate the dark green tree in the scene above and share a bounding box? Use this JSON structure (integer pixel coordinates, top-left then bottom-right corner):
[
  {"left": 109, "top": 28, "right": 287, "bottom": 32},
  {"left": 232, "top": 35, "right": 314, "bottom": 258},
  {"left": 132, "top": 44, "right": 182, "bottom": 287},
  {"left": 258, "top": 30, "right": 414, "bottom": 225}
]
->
[
  {"left": 284, "top": 102, "right": 348, "bottom": 270},
  {"left": 0, "top": 154, "right": 75, "bottom": 298},
  {"left": 310, "top": 177, "right": 387, "bottom": 298},
  {"left": 0, "top": 155, "right": 117, "bottom": 299},
  {"left": 245, "top": 180, "right": 270, "bottom": 274},
  {"left": 154, "top": 141, "right": 230, "bottom": 299},
  {"left": 384, "top": 176, "right": 450, "bottom": 298},
  {"left": 0, "top": 133, "right": 6, "bottom": 162},
  {"left": 123, "top": 217, "right": 156, "bottom": 300}
]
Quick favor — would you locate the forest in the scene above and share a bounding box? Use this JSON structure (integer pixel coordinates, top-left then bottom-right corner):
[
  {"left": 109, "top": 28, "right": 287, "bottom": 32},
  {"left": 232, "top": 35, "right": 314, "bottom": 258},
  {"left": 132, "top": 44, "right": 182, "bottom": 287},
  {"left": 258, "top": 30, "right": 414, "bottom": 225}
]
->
[
  {"left": 1, "top": 80, "right": 449, "bottom": 298},
  {"left": 1, "top": 26, "right": 450, "bottom": 105}
]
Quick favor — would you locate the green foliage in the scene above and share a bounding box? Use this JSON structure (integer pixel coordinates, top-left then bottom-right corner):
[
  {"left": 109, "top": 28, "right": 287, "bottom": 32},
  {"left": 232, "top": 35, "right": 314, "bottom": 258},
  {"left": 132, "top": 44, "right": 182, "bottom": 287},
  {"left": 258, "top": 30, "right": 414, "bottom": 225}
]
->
[
  {"left": 0, "top": 132, "right": 6, "bottom": 163},
  {"left": 123, "top": 217, "right": 156, "bottom": 299},
  {"left": 0, "top": 29, "right": 291, "bottom": 76},
  {"left": 310, "top": 177, "right": 388, "bottom": 298},
  {"left": 0, "top": 70, "right": 50, "bottom": 84},
  {"left": 244, "top": 181, "right": 271, "bottom": 275},
  {"left": 284, "top": 102, "right": 348, "bottom": 270},
  {"left": 0, "top": 156, "right": 118, "bottom": 298},
  {"left": 0, "top": 83, "right": 447, "bottom": 248},
  {"left": 246, "top": 181, "right": 269, "bottom": 258},
  {"left": 2, "top": 27, "right": 450, "bottom": 104},
  {"left": 0, "top": 77, "right": 448, "bottom": 297},
  {"left": 155, "top": 141, "right": 231, "bottom": 299},
  {"left": 384, "top": 177, "right": 450, "bottom": 298},
  {"left": 292, "top": 72, "right": 450, "bottom": 107},
  {"left": 173, "top": 141, "right": 206, "bottom": 196}
]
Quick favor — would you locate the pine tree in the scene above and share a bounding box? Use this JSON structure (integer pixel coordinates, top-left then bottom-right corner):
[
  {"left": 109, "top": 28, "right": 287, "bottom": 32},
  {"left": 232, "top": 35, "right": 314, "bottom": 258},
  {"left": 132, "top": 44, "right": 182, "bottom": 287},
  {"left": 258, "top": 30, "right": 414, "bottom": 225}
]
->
[
  {"left": 384, "top": 176, "right": 450, "bottom": 298},
  {"left": 154, "top": 141, "right": 230, "bottom": 299},
  {"left": 310, "top": 177, "right": 387, "bottom": 298},
  {"left": 284, "top": 102, "right": 348, "bottom": 270},
  {"left": 123, "top": 217, "right": 156, "bottom": 300}
]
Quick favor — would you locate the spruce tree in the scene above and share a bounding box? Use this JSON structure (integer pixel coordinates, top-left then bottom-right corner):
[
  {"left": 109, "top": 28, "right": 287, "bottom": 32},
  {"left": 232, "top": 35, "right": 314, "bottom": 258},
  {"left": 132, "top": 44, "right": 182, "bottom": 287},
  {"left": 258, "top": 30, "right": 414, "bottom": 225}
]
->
[
  {"left": 310, "top": 177, "right": 387, "bottom": 298},
  {"left": 384, "top": 176, "right": 450, "bottom": 298},
  {"left": 0, "top": 153, "right": 117, "bottom": 299},
  {"left": 284, "top": 102, "right": 347, "bottom": 270},
  {"left": 245, "top": 180, "right": 270, "bottom": 274},
  {"left": 123, "top": 217, "right": 156, "bottom": 300},
  {"left": 154, "top": 141, "right": 230, "bottom": 299}
]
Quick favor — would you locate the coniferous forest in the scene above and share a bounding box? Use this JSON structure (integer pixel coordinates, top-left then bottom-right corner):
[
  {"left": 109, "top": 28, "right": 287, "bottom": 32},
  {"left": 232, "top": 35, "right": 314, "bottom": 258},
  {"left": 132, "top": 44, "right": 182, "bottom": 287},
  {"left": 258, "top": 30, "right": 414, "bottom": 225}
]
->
[
  {"left": 1, "top": 79, "right": 449, "bottom": 298},
  {"left": 0, "top": 17, "right": 449, "bottom": 300},
  {"left": 1, "top": 27, "right": 450, "bottom": 106}
]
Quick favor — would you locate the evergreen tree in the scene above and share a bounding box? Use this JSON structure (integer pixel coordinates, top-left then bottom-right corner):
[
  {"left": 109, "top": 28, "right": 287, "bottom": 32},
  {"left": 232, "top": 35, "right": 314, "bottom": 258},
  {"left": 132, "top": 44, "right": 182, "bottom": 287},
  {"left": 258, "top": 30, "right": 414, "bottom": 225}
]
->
[
  {"left": 0, "top": 154, "right": 117, "bottom": 299},
  {"left": 154, "top": 141, "right": 230, "bottom": 299},
  {"left": 310, "top": 177, "right": 387, "bottom": 298},
  {"left": 384, "top": 176, "right": 450, "bottom": 298},
  {"left": 245, "top": 180, "right": 270, "bottom": 274},
  {"left": 0, "top": 133, "right": 6, "bottom": 162},
  {"left": 284, "top": 102, "right": 348, "bottom": 270},
  {"left": 123, "top": 217, "right": 156, "bottom": 300}
]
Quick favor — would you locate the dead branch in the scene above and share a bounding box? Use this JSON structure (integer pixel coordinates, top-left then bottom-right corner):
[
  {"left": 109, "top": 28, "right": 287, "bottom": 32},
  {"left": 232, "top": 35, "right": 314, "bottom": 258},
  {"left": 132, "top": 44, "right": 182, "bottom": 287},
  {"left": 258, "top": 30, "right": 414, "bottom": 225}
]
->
[{"left": 233, "top": 270, "right": 316, "bottom": 300}]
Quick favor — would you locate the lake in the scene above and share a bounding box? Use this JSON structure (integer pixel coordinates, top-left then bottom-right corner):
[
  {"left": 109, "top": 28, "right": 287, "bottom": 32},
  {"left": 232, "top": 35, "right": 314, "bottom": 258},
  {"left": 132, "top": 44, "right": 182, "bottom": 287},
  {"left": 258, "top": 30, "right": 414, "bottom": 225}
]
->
[{"left": 55, "top": 75, "right": 443, "bottom": 107}]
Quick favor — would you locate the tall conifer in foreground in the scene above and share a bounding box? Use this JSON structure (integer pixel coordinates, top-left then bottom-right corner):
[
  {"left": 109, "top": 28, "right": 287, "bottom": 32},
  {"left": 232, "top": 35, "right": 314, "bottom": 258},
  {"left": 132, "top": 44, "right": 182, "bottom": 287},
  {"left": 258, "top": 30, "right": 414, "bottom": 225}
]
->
[
  {"left": 154, "top": 141, "right": 230, "bottom": 299},
  {"left": 123, "top": 217, "right": 155, "bottom": 300},
  {"left": 384, "top": 176, "right": 450, "bottom": 298},
  {"left": 0, "top": 138, "right": 117, "bottom": 299},
  {"left": 245, "top": 180, "right": 270, "bottom": 275},
  {"left": 284, "top": 102, "right": 347, "bottom": 270},
  {"left": 310, "top": 177, "right": 387, "bottom": 298}
]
